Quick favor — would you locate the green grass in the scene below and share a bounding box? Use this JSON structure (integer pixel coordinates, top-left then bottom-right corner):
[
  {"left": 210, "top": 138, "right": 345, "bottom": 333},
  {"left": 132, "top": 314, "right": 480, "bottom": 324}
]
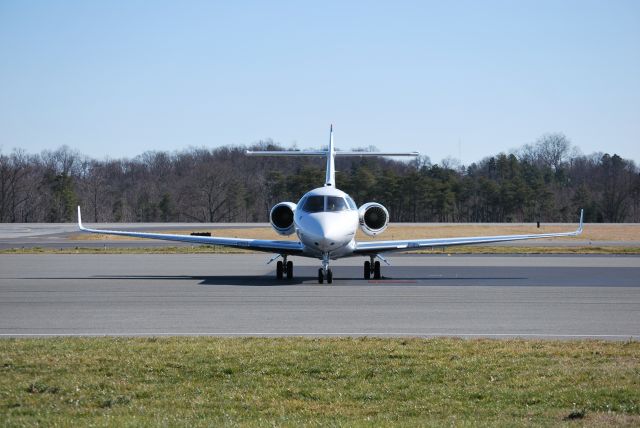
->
[
  {"left": 1, "top": 338, "right": 639, "bottom": 426},
  {"left": 2, "top": 245, "right": 640, "bottom": 255}
]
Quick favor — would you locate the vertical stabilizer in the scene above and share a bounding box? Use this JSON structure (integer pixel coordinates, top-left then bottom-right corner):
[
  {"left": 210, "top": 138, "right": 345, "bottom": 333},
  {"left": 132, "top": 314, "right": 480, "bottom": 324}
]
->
[{"left": 325, "top": 125, "right": 336, "bottom": 187}]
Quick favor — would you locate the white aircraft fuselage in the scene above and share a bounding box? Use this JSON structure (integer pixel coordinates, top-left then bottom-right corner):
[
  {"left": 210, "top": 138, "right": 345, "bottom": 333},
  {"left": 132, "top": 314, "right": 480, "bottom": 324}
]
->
[{"left": 295, "top": 186, "right": 359, "bottom": 259}]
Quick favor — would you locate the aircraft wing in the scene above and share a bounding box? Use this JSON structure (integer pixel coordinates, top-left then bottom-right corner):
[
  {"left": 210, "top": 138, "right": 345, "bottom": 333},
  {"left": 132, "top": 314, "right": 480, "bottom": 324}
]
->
[
  {"left": 77, "top": 207, "right": 304, "bottom": 255},
  {"left": 354, "top": 210, "right": 584, "bottom": 255}
]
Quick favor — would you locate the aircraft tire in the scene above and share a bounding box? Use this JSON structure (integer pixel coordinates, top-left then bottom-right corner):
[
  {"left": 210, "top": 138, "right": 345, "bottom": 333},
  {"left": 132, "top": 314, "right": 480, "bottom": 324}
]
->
[
  {"left": 364, "top": 261, "right": 371, "bottom": 280},
  {"left": 327, "top": 269, "right": 333, "bottom": 284},
  {"left": 276, "top": 261, "right": 284, "bottom": 279},
  {"left": 374, "top": 261, "right": 381, "bottom": 279},
  {"left": 286, "top": 261, "right": 293, "bottom": 279},
  {"left": 318, "top": 268, "right": 324, "bottom": 284}
]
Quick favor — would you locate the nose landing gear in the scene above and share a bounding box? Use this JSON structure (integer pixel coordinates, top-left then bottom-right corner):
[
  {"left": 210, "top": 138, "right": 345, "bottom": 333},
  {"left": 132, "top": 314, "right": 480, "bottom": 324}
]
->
[
  {"left": 318, "top": 253, "right": 333, "bottom": 284},
  {"left": 364, "top": 256, "right": 381, "bottom": 280},
  {"left": 318, "top": 268, "right": 333, "bottom": 284}
]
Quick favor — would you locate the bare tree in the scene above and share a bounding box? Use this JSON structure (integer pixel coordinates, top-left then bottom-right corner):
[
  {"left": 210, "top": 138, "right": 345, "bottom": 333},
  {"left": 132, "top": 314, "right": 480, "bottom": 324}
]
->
[{"left": 516, "top": 133, "right": 572, "bottom": 170}]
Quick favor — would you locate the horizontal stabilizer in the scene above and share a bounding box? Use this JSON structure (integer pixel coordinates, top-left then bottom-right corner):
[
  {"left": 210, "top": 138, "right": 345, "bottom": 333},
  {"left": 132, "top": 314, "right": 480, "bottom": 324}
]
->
[
  {"left": 335, "top": 151, "right": 419, "bottom": 157},
  {"left": 245, "top": 151, "right": 326, "bottom": 156},
  {"left": 245, "top": 126, "right": 419, "bottom": 187},
  {"left": 245, "top": 150, "right": 419, "bottom": 157}
]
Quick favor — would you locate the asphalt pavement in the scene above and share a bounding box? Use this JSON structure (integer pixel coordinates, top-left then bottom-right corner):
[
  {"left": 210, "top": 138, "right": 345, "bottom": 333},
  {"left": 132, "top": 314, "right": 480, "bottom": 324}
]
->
[{"left": 0, "top": 254, "right": 638, "bottom": 339}]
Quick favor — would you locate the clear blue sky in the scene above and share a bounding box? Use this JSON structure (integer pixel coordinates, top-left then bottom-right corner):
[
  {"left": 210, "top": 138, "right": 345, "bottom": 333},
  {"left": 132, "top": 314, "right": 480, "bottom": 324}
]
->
[{"left": 1, "top": 1, "right": 639, "bottom": 164}]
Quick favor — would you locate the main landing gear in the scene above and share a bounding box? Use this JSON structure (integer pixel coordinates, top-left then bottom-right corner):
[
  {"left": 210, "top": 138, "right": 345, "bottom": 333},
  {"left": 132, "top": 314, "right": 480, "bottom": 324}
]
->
[
  {"left": 364, "top": 256, "right": 381, "bottom": 280},
  {"left": 276, "top": 255, "right": 293, "bottom": 280},
  {"left": 276, "top": 254, "right": 382, "bottom": 283}
]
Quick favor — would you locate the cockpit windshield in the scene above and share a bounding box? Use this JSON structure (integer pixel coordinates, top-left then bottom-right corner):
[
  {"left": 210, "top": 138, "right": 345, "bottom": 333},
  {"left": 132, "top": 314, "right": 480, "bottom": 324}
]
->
[
  {"left": 299, "top": 195, "right": 353, "bottom": 213},
  {"left": 302, "top": 196, "right": 324, "bottom": 213},
  {"left": 326, "top": 196, "right": 348, "bottom": 212}
]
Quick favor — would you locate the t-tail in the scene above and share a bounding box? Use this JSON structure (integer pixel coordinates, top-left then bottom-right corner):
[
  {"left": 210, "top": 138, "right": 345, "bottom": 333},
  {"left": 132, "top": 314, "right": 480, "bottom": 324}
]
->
[{"left": 245, "top": 125, "right": 419, "bottom": 187}]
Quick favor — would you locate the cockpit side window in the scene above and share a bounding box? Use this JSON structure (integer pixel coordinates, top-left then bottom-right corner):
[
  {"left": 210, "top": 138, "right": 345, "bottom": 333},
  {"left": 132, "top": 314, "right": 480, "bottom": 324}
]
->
[
  {"left": 302, "top": 195, "right": 324, "bottom": 213},
  {"left": 326, "top": 196, "right": 348, "bottom": 212},
  {"left": 345, "top": 196, "right": 357, "bottom": 210}
]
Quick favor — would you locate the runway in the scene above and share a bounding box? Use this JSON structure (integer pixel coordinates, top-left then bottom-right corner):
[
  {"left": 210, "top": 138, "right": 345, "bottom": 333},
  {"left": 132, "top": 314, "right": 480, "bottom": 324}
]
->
[{"left": 0, "top": 254, "right": 638, "bottom": 339}]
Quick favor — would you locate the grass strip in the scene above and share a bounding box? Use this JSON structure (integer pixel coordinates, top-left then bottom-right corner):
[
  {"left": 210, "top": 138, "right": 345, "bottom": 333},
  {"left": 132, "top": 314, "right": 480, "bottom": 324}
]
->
[
  {"left": 2, "top": 245, "right": 640, "bottom": 255},
  {"left": 1, "top": 337, "right": 638, "bottom": 426},
  {"left": 413, "top": 245, "right": 640, "bottom": 255}
]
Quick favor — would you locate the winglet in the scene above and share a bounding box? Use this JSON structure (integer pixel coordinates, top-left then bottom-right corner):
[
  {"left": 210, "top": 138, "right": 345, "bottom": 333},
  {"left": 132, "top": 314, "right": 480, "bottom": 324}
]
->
[
  {"left": 77, "top": 206, "right": 85, "bottom": 230},
  {"left": 577, "top": 208, "right": 584, "bottom": 234}
]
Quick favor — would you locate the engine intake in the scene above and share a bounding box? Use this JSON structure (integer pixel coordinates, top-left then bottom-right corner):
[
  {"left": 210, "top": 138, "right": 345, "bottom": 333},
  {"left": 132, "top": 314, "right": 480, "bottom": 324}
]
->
[
  {"left": 270, "top": 202, "right": 296, "bottom": 235},
  {"left": 358, "top": 202, "right": 389, "bottom": 236}
]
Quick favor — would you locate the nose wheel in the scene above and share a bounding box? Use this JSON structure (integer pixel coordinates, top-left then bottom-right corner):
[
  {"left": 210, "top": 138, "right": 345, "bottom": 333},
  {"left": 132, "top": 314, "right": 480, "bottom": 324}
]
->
[
  {"left": 318, "top": 253, "right": 333, "bottom": 284},
  {"left": 364, "top": 257, "right": 381, "bottom": 280},
  {"left": 318, "top": 268, "right": 333, "bottom": 284}
]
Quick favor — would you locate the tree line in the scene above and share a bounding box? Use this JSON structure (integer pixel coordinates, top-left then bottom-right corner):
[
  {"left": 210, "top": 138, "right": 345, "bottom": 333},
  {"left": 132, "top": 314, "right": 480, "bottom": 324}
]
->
[{"left": 1, "top": 133, "right": 638, "bottom": 223}]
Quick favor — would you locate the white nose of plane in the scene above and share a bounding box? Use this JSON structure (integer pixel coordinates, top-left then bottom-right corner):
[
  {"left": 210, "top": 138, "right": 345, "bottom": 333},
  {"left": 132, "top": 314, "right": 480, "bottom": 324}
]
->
[{"left": 301, "top": 213, "right": 350, "bottom": 251}]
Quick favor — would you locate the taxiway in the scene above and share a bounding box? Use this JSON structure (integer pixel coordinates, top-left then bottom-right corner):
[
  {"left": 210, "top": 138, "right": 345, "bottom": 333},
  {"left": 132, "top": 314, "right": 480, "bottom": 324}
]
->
[{"left": 0, "top": 254, "right": 638, "bottom": 338}]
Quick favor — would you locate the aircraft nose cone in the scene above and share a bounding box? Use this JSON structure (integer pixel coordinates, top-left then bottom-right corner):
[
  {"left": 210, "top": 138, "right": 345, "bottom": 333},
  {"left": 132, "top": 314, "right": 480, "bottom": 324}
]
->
[{"left": 306, "top": 214, "right": 343, "bottom": 251}]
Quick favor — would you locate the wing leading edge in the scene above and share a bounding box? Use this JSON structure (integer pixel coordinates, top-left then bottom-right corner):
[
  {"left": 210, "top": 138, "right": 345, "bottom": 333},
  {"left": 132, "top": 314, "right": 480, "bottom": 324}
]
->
[
  {"left": 354, "top": 209, "right": 584, "bottom": 255},
  {"left": 77, "top": 207, "right": 304, "bottom": 255}
]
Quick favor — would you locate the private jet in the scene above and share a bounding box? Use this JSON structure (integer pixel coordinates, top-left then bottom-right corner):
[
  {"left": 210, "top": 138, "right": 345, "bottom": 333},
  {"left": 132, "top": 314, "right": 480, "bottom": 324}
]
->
[{"left": 77, "top": 126, "right": 583, "bottom": 283}]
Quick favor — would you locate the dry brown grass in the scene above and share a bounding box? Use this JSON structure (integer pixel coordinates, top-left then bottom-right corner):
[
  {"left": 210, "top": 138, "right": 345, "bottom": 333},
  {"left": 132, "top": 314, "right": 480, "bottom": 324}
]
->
[
  {"left": 70, "top": 223, "right": 640, "bottom": 242},
  {"left": 583, "top": 413, "right": 640, "bottom": 427},
  {"left": 4, "top": 245, "right": 640, "bottom": 255}
]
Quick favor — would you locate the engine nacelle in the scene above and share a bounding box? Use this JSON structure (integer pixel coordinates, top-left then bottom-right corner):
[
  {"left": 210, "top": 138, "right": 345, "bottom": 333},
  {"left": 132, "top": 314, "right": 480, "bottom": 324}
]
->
[
  {"left": 270, "top": 202, "right": 296, "bottom": 236},
  {"left": 358, "top": 202, "right": 389, "bottom": 236}
]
